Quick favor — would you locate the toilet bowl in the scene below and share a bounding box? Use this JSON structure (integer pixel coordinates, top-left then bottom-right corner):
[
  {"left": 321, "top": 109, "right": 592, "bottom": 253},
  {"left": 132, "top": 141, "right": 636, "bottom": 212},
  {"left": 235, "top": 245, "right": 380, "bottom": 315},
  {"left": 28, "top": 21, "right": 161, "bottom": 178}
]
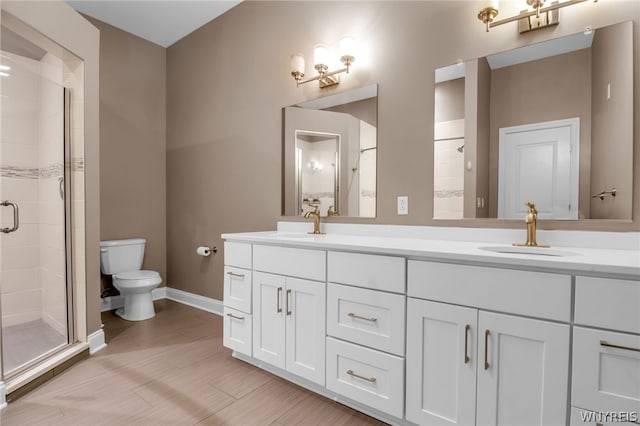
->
[
  {"left": 100, "top": 239, "right": 162, "bottom": 321},
  {"left": 113, "top": 270, "right": 162, "bottom": 321}
]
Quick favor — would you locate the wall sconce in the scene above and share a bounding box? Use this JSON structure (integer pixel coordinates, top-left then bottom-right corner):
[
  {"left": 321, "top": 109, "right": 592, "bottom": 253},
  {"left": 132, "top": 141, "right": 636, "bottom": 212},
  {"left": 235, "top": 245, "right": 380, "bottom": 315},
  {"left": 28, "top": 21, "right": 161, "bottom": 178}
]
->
[
  {"left": 290, "top": 36, "right": 356, "bottom": 88},
  {"left": 478, "top": 0, "right": 597, "bottom": 33}
]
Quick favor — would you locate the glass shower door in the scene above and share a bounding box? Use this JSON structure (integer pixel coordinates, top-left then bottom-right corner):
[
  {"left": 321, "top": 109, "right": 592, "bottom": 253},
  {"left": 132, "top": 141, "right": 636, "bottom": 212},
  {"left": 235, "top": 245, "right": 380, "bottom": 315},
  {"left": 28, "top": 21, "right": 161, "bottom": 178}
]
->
[{"left": 0, "top": 32, "right": 70, "bottom": 377}]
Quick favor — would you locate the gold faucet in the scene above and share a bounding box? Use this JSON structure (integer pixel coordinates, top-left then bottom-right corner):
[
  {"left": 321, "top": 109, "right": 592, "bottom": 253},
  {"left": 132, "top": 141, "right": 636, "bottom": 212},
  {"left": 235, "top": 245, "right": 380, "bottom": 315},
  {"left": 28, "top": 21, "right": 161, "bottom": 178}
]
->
[
  {"left": 327, "top": 205, "right": 340, "bottom": 217},
  {"left": 514, "top": 201, "right": 549, "bottom": 247},
  {"left": 304, "top": 206, "right": 324, "bottom": 235}
]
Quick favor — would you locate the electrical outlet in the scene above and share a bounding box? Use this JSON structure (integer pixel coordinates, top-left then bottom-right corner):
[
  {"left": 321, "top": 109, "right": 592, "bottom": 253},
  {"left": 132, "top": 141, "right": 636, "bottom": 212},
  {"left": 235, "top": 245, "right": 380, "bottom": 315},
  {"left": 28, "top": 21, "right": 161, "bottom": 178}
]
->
[{"left": 397, "top": 196, "right": 409, "bottom": 215}]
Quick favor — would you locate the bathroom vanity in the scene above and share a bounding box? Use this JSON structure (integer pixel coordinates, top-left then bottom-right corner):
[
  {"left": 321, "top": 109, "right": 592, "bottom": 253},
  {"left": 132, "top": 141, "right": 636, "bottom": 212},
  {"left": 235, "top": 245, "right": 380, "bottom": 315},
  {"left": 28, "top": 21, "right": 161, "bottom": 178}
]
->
[{"left": 221, "top": 223, "right": 640, "bottom": 426}]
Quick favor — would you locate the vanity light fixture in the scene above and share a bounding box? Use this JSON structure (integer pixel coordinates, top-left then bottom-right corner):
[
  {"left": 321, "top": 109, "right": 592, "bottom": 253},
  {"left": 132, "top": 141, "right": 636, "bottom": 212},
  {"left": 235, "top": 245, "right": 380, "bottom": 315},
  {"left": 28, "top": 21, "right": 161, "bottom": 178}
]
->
[
  {"left": 290, "top": 36, "right": 356, "bottom": 88},
  {"left": 478, "top": 0, "right": 597, "bottom": 33}
]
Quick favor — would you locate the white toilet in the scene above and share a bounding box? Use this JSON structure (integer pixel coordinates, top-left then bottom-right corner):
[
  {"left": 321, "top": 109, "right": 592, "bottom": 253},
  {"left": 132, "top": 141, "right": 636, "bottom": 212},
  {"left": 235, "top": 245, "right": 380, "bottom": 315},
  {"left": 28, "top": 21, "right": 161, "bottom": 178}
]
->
[{"left": 100, "top": 238, "right": 162, "bottom": 321}]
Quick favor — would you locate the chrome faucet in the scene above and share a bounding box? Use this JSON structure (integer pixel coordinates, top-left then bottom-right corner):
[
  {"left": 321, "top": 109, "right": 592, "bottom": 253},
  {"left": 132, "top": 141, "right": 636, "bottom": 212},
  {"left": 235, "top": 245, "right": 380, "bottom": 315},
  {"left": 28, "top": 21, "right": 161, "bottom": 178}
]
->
[
  {"left": 304, "top": 206, "right": 324, "bottom": 235},
  {"left": 514, "top": 201, "right": 548, "bottom": 247}
]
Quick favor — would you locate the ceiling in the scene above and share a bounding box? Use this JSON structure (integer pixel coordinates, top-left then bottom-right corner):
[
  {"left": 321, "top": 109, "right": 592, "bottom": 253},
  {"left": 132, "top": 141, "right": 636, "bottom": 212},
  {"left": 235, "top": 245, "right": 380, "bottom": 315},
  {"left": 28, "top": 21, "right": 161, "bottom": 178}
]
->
[{"left": 66, "top": 0, "right": 243, "bottom": 48}]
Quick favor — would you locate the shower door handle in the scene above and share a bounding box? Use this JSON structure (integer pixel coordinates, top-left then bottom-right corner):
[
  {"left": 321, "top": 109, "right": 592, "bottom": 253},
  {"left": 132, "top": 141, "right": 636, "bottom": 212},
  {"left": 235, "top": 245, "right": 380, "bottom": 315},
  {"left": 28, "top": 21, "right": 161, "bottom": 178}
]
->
[
  {"left": 58, "top": 177, "right": 64, "bottom": 199},
  {"left": 1, "top": 200, "right": 19, "bottom": 233}
]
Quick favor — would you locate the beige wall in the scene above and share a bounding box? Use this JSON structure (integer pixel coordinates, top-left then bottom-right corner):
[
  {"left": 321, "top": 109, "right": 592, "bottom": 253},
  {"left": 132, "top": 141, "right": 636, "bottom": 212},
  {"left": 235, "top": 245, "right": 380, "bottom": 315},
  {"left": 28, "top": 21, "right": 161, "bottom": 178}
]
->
[
  {"left": 488, "top": 48, "right": 593, "bottom": 217},
  {"left": 435, "top": 78, "right": 464, "bottom": 123},
  {"left": 325, "top": 97, "right": 377, "bottom": 127},
  {"left": 590, "top": 21, "right": 634, "bottom": 219},
  {"left": 86, "top": 17, "right": 167, "bottom": 292},
  {"left": 165, "top": 1, "right": 640, "bottom": 300},
  {"left": 2, "top": 1, "right": 101, "bottom": 335}
]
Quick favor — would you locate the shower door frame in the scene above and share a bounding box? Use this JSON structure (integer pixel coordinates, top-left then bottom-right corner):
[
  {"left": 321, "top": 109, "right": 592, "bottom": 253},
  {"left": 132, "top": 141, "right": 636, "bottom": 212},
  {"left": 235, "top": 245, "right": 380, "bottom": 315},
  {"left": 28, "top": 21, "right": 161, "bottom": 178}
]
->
[{"left": 0, "top": 12, "right": 82, "bottom": 385}]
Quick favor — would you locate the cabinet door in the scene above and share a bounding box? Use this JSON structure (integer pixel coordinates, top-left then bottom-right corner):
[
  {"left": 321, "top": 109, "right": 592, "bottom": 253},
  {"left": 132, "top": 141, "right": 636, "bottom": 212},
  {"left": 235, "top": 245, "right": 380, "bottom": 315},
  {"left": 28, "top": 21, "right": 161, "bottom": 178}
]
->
[
  {"left": 285, "top": 277, "right": 326, "bottom": 385},
  {"left": 476, "top": 312, "right": 570, "bottom": 426},
  {"left": 252, "top": 272, "right": 285, "bottom": 369},
  {"left": 406, "top": 299, "right": 478, "bottom": 426}
]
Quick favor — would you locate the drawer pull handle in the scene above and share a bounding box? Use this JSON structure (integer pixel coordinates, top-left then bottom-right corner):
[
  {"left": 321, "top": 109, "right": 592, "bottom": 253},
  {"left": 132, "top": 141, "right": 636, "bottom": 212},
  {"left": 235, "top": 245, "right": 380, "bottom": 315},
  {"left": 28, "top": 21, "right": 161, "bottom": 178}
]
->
[
  {"left": 464, "top": 324, "right": 470, "bottom": 364},
  {"left": 484, "top": 329, "right": 490, "bottom": 370},
  {"left": 347, "top": 312, "right": 377, "bottom": 322},
  {"left": 277, "top": 287, "right": 283, "bottom": 313},
  {"left": 600, "top": 341, "right": 640, "bottom": 353},
  {"left": 346, "top": 369, "right": 377, "bottom": 383},
  {"left": 227, "top": 272, "right": 245, "bottom": 278},
  {"left": 226, "top": 313, "right": 245, "bottom": 320},
  {"left": 286, "top": 289, "right": 292, "bottom": 316}
]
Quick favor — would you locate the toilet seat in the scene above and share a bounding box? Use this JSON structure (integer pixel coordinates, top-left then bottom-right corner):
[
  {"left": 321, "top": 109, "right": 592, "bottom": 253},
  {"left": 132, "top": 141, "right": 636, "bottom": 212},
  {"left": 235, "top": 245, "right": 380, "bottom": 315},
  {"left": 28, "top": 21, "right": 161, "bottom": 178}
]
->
[
  {"left": 114, "top": 270, "right": 160, "bottom": 281},
  {"left": 113, "top": 270, "right": 162, "bottom": 290}
]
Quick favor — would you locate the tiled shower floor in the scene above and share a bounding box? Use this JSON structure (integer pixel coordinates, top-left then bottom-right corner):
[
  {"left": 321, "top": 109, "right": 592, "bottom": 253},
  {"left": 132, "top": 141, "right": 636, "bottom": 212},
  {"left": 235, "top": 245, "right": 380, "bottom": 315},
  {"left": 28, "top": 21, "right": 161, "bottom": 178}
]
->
[{"left": 2, "top": 319, "right": 66, "bottom": 374}]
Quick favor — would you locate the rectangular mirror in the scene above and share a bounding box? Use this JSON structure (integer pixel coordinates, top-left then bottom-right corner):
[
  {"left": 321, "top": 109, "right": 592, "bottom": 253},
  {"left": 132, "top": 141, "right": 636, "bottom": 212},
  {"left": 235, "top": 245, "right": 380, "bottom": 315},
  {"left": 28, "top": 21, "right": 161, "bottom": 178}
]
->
[
  {"left": 433, "top": 21, "right": 633, "bottom": 221},
  {"left": 283, "top": 84, "right": 377, "bottom": 217}
]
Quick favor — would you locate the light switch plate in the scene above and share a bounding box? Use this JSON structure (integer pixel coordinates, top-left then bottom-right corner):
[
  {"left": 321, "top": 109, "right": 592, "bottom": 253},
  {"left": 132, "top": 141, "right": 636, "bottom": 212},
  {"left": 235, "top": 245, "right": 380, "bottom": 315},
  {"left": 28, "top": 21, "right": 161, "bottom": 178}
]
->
[{"left": 397, "top": 196, "right": 409, "bottom": 215}]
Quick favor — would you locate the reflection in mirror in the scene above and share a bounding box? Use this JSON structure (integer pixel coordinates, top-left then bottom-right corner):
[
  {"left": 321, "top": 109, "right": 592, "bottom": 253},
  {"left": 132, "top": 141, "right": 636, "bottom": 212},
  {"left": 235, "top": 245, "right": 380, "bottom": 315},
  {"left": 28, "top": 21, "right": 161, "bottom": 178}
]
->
[
  {"left": 284, "top": 84, "right": 377, "bottom": 217},
  {"left": 296, "top": 130, "right": 340, "bottom": 215},
  {"left": 433, "top": 21, "right": 633, "bottom": 221}
]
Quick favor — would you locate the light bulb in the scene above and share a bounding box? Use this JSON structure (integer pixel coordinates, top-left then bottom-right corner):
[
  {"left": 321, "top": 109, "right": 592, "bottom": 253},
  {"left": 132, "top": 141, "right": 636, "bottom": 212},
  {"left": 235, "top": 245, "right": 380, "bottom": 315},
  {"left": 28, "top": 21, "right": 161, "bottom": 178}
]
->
[
  {"left": 313, "top": 44, "right": 329, "bottom": 67},
  {"left": 339, "top": 36, "right": 355, "bottom": 58},
  {"left": 290, "top": 54, "right": 305, "bottom": 74}
]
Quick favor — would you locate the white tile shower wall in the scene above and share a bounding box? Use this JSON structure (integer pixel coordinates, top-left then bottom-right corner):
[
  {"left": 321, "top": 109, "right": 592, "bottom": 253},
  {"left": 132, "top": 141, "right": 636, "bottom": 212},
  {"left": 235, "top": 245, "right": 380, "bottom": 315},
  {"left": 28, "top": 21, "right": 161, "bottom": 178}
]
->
[
  {"left": 1, "top": 52, "right": 43, "bottom": 327},
  {"left": 433, "top": 119, "right": 465, "bottom": 219},
  {"left": 0, "top": 51, "right": 66, "bottom": 331},
  {"left": 359, "top": 121, "right": 376, "bottom": 217},
  {"left": 38, "top": 54, "right": 66, "bottom": 334}
]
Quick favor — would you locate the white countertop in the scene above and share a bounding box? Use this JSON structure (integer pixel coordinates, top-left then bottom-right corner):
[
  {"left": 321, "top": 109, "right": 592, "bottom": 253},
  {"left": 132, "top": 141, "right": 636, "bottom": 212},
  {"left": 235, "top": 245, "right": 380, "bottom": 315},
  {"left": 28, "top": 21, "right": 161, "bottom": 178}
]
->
[{"left": 222, "top": 224, "right": 640, "bottom": 280}]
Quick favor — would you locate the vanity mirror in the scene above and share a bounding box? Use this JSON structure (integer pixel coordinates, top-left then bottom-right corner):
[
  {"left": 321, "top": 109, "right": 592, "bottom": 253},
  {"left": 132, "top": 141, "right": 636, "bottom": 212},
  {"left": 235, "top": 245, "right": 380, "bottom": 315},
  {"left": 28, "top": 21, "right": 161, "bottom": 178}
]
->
[
  {"left": 433, "top": 21, "right": 633, "bottom": 221},
  {"left": 283, "top": 84, "right": 377, "bottom": 218}
]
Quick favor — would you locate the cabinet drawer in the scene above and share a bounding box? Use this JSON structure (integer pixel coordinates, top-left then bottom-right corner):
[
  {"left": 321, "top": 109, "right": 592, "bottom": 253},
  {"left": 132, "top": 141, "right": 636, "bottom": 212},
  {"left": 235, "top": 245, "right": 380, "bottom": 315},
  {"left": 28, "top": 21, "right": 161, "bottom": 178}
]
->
[
  {"left": 326, "top": 337, "right": 404, "bottom": 419},
  {"left": 327, "top": 284, "right": 405, "bottom": 356},
  {"left": 223, "top": 307, "right": 252, "bottom": 356},
  {"left": 408, "top": 260, "right": 571, "bottom": 321},
  {"left": 570, "top": 406, "right": 640, "bottom": 425},
  {"left": 572, "top": 327, "right": 640, "bottom": 414},
  {"left": 575, "top": 276, "right": 640, "bottom": 334},
  {"left": 223, "top": 267, "right": 252, "bottom": 313},
  {"left": 328, "top": 251, "right": 405, "bottom": 293},
  {"left": 224, "top": 241, "right": 252, "bottom": 269},
  {"left": 253, "top": 245, "right": 325, "bottom": 282}
]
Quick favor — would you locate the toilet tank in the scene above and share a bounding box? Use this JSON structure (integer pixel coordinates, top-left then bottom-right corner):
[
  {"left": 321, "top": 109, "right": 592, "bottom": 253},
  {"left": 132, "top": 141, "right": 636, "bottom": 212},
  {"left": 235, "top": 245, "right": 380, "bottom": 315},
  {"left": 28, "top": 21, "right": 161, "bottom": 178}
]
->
[{"left": 100, "top": 238, "right": 146, "bottom": 275}]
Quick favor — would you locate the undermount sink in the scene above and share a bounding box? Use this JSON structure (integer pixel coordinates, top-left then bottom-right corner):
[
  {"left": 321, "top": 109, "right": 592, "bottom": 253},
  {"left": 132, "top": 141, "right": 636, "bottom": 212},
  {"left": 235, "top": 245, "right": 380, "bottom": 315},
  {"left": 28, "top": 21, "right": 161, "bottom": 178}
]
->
[
  {"left": 478, "top": 245, "right": 579, "bottom": 257},
  {"left": 263, "top": 232, "right": 325, "bottom": 239}
]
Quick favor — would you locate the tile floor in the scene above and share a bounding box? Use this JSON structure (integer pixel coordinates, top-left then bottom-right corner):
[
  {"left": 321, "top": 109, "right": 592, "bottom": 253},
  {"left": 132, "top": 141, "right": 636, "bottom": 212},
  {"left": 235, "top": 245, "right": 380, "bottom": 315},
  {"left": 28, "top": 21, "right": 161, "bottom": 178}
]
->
[{"left": 0, "top": 300, "right": 386, "bottom": 425}]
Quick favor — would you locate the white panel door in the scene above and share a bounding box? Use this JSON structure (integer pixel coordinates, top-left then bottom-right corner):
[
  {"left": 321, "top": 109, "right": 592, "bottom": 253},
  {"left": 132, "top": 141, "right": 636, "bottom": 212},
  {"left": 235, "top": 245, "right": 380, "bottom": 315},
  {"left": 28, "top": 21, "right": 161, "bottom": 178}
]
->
[
  {"left": 476, "top": 311, "right": 570, "bottom": 426},
  {"left": 285, "top": 277, "right": 326, "bottom": 385},
  {"left": 406, "top": 299, "right": 478, "bottom": 426},
  {"left": 252, "top": 272, "right": 285, "bottom": 369},
  {"left": 498, "top": 118, "right": 579, "bottom": 219}
]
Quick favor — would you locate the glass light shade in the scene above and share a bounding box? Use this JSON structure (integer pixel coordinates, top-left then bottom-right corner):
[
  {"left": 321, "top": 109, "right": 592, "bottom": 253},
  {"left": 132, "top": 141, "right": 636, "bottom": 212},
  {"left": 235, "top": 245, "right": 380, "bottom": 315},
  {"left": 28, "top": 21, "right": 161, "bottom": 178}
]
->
[
  {"left": 482, "top": 0, "right": 499, "bottom": 9},
  {"left": 313, "top": 44, "right": 329, "bottom": 67},
  {"left": 339, "top": 36, "right": 355, "bottom": 58},
  {"left": 290, "top": 54, "right": 305, "bottom": 74}
]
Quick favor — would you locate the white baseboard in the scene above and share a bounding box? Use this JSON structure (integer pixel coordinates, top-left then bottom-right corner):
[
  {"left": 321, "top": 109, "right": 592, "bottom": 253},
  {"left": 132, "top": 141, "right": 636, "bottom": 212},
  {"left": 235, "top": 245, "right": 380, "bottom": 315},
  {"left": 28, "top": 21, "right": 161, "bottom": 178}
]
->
[
  {"left": 165, "top": 287, "right": 223, "bottom": 316},
  {"left": 0, "top": 381, "right": 6, "bottom": 410},
  {"left": 100, "top": 286, "right": 222, "bottom": 317},
  {"left": 88, "top": 329, "right": 107, "bottom": 354}
]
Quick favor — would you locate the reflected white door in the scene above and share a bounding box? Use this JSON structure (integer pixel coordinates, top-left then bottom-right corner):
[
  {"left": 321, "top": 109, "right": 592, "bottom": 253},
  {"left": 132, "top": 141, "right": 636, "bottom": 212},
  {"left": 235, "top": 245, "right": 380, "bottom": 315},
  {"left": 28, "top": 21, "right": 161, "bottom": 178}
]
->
[{"left": 498, "top": 118, "right": 579, "bottom": 219}]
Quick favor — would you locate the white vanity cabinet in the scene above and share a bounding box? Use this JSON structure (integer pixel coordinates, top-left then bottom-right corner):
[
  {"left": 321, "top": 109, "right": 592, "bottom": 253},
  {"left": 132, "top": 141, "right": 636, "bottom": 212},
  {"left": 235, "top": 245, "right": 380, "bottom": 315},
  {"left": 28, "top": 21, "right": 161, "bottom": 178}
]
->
[
  {"left": 222, "top": 228, "right": 639, "bottom": 426},
  {"left": 571, "top": 276, "right": 640, "bottom": 422},
  {"left": 407, "top": 260, "right": 571, "bottom": 426},
  {"left": 325, "top": 251, "right": 407, "bottom": 418},
  {"left": 223, "top": 242, "right": 253, "bottom": 356},
  {"left": 251, "top": 245, "right": 326, "bottom": 386}
]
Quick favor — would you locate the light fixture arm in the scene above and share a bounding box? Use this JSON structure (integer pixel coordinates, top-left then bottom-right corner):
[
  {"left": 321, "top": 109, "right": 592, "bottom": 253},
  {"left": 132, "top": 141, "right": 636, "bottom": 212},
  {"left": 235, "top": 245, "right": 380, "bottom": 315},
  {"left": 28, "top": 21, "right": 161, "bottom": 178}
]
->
[
  {"left": 295, "top": 64, "right": 351, "bottom": 87},
  {"left": 480, "top": 0, "right": 593, "bottom": 32}
]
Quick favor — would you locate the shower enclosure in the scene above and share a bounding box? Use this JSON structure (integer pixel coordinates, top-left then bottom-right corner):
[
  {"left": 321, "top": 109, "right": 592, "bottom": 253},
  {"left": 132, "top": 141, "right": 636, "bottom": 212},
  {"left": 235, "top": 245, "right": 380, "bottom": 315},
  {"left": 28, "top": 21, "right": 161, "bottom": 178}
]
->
[{"left": 0, "top": 14, "right": 77, "bottom": 382}]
